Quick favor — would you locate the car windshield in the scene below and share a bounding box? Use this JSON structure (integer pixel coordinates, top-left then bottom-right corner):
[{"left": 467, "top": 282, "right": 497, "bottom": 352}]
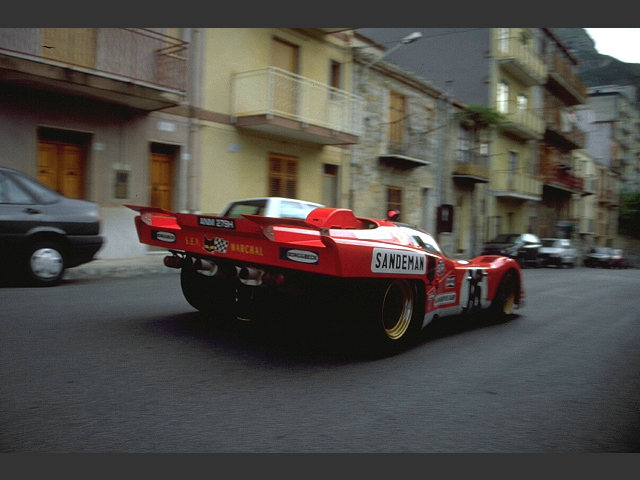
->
[
  {"left": 542, "top": 239, "right": 560, "bottom": 247},
  {"left": 280, "top": 200, "right": 321, "bottom": 220},
  {"left": 223, "top": 200, "right": 267, "bottom": 218},
  {"left": 399, "top": 226, "right": 443, "bottom": 255}
]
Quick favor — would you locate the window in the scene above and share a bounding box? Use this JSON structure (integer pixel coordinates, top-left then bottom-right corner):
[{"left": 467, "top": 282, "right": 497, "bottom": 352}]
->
[
  {"left": 0, "top": 172, "right": 35, "bottom": 204},
  {"left": 113, "top": 169, "right": 130, "bottom": 200},
  {"left": 508, "top": 151, "right": 518, "bottom": 173},
  {"left": 329, "top": 60, "right": 341, "bottom": 89},
  {"left": 268, "top": 153, "right": 298, "bottom": 198},
  {"left": 322, "top": 164, "right": 338, "bottom": 207},
  {"left": 497, "top": 81, "right": 509, "bottom": 114},
  {"left": 459, "top": 129, "right": 471, "bottom": 162},
  {"left": 498, "top": 28, "right": 510, "bottom": 53},
  {"left": 517, "top": 93, "right": 528, "bottom": 111}
]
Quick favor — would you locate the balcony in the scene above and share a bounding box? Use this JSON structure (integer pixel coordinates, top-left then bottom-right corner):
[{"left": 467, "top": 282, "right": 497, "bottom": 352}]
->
[
  {"left": 492, "top": 170, "right": 542, "bottom": 201},
  {"left": 543, "top": 101, "right": 585, "bottom": 150},
  {"left": 498, "top": 103, "right": 544, "bottom": 140},
  {"left": 539, "top": 149, "right": 584, "bottom": 194},
  {"left": 495, "top": 32, "right": 546, "bottom": 86},
  {"left": 0, "top": 28, "right": 187, "bottom": 111},
  {"left": 231, "top": 67, "right": 361, "bottom": 145},
  {"left": 378, "top": 138, "right": 431, "bottom": 169},
  {"left": 546, "top": 53, "right": 587, "bottom": 105},
  {"left": 452, "top": 160, "right": 490, "bottom": 184},
  {"left": 541, "top": 164, "right": 584, "bottom": 194}
]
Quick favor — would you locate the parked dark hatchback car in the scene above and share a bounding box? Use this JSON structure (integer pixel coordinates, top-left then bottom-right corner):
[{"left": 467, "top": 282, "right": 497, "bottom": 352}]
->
[
  {"left": 0, "top": 167, "right": 103, "bottom": 285},
  {"left": 481, "top": 233, "right": 542, "bottom": 267}
]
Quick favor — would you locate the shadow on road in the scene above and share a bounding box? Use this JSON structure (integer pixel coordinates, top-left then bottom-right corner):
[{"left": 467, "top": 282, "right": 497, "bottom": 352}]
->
[{"left": 142, "top": 308, "right": 520, "bottom": 364}]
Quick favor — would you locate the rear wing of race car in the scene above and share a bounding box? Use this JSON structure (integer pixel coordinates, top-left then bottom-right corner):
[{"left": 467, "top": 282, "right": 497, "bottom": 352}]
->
[{"left": 124, "top": 204, "right": 427, "bottom": 280}]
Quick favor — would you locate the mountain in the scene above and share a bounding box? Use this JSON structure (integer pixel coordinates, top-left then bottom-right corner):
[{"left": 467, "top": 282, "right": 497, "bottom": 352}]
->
[{"left": 553, "top": 28, "right": 640, "bottom": 103}]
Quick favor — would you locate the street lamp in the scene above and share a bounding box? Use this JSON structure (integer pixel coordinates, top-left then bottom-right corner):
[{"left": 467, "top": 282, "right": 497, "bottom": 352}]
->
[
  {"left": 362, "top": 31, "right": 423, "bottom": 70},
  {"left": 349, "top": 31, "right": 424, "bottom": 210}
]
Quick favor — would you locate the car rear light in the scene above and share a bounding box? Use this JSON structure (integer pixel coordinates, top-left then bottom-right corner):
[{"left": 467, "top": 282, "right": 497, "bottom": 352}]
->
[
  {"left": 141, "top": 211, "right": 178, "bottom": 228},
  {"left": 263, "top": 224, "right": 275, "bottom": 241}
]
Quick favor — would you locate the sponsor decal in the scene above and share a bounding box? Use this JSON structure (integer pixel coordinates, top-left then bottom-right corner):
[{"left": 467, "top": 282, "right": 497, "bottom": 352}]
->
[
  {"left": 445, "top": 275, "right": 456, "bottom": 288},
  {"left": 185, "top": 236, "right": 200, "bottom": 247},
  {"left": 151, "top": 230, "right": 176, "bottom": 243},
  {"left": 436, "top": 259, "right": 446, "bottom": 277},
  {"left": 435, "top": 292, "right": 456, "bottom": 306},
  {"left": 231, "top": 243, "right": 264, "bottom": 257},
  {"left": 203, "top": 236, "right": 229, "bottom": 254},
  {"left": 371, "top": 248, "right": 426, "bottom": 274},
  {"left": 198, "top": 216, "right": 236, "bottom": 230},
  {"left": 280, "top": 248, "right": 319, "bottom": 265}
]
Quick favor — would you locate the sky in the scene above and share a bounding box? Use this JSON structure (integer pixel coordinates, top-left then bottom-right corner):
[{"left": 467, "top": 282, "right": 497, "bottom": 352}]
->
[{"left": 584, "top": 28, "right": 640, "bottom": 64}]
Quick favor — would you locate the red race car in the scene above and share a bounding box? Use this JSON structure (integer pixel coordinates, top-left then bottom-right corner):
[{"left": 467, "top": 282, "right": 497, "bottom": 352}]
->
[{"left": 126, "top": 199, "right": 524, "bottom": 355}]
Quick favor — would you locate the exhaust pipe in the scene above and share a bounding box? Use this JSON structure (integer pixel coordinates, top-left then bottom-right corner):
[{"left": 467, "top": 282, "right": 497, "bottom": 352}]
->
[
  {"left": 195, "top": 258, "right": 219, "bottom": 277},
  {"left": 164, "top": 255, "right": 184, "bottom": 269},
  {"left": 238, "top": 266, "right": 264, "bottom": 286}
]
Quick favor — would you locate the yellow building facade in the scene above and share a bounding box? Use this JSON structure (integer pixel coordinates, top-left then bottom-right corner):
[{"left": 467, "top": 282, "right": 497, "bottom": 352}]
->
[
  {"left": 192, "top": 28, "right": 360, "bottom": 214},
  {"left": 487, "top": 28, "right": 545, "bottom": 237}
]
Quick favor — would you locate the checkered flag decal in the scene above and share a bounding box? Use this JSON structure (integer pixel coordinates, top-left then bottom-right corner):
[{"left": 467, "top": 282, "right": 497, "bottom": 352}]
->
[{"left": 204, "top": 236, "right": 229, "bottom": 254}]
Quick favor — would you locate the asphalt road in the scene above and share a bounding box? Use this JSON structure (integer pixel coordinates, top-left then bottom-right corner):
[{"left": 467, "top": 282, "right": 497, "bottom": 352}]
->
[{"left": 1, "top": 266, "right": 639, "bottom": 452}]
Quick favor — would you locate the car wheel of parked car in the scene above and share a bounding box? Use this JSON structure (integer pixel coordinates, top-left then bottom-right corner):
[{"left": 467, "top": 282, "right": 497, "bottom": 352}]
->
[{"left": 26, "top": 241, "right": 65, "bottom": 286}]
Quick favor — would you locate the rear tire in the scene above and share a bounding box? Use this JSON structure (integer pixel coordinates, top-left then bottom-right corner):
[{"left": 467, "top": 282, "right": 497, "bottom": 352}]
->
[
  {"left": 356, "top": 279, "right": 424, "bottom": 356},
  {"left": 489, "top": 270, "right": 518, "bottom": 321},
  {"left": 180, "top": 262, "right": 235, "bottom": 318}
]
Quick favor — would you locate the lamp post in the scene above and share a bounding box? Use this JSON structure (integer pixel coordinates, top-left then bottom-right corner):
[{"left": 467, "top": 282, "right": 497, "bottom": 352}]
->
[
  {"left": 349, "top": 31, "right": 424, "bottom": 211},
  {"left": 362, "top": 31, "right": 423, "bottom": 71}
]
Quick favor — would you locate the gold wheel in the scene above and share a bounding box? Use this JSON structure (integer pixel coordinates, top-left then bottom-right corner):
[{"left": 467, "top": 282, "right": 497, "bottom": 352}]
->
[
  {"left": 381, "top": 279, "right": 415, "bottom": 340},
  {"left": 491, "top": 271, "right": 517, "bottom": 319},
  {"left": 502, "top": 286, "right": 515, "bottom": 315}
]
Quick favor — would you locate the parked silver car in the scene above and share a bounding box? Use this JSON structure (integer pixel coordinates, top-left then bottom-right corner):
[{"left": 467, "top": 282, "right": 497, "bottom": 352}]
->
[{"left": 539, "top": 238, "right": 577, "bottom": 268}]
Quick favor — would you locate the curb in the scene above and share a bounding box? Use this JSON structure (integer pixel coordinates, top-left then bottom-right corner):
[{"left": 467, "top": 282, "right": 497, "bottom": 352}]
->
[{"left": 64, "top": 255, "right": 179, "bottom": 280}]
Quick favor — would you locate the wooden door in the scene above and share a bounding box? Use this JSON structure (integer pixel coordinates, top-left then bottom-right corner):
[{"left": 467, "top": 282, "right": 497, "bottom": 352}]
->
[
  {"left": 37, "top": 141, "right": 85, "bottom": 198},
  {"left": 150, "top": 152, "right": 174, "bottom": 210},
  {"left": 60, "top": 145, "right": 85, "bottom": 199},
  {"left": 272, "top": 37, "right": 299, "bottom": 117},
  {"left": 37, "top": 142, "right": 59, "bottom": 191}
]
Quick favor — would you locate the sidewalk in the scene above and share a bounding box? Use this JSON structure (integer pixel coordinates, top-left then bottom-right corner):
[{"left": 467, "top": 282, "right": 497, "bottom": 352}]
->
[{"left": 64, "top": 254, "right": 179, "bottom": 281}]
